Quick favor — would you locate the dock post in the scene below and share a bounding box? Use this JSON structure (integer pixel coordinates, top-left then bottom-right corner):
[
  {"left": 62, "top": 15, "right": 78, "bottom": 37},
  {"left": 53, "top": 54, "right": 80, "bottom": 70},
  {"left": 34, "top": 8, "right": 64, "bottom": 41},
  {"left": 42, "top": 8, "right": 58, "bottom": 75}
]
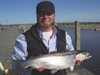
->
[{"left": 75, "top": 21, "right": 80, "bottom": 50}]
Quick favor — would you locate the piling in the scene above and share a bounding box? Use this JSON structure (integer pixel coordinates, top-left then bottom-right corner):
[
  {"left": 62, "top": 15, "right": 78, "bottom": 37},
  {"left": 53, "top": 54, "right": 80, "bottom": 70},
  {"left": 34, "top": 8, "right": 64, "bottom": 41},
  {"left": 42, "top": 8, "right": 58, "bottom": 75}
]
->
[{"left": 75, "top": 21, "right": 80, "bottom": 50}]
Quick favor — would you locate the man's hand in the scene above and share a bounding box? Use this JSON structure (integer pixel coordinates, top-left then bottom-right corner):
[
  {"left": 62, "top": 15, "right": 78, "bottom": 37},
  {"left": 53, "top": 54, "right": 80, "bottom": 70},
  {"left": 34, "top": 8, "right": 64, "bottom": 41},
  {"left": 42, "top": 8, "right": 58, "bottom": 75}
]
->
[
  {"left": 25, "top": 65, "right": 46, "bottom": 72},
  {"left": 36, "top": 66, "right": 46, "bottom": 72}
]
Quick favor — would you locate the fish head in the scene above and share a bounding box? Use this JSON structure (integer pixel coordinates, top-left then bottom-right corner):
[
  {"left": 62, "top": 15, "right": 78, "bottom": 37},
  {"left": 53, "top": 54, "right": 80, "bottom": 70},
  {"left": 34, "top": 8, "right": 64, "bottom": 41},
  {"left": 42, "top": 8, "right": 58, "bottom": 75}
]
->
[
  {"left": 76, "top": 51, "right": 92, "bottom": 62},
  {"left": 80, "top": 51, "right": 92, "bottom": 58}
]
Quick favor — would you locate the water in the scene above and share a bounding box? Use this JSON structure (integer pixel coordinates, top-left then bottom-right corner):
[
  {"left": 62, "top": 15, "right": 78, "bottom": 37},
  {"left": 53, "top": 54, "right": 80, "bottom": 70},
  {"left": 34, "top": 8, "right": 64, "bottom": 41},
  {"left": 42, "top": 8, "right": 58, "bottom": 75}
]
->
[
  {"left": 80, "top": 30, "right": 100, "bottom": 75},
  {"left": 62, "top": 27, "right": 100, "bottom": 75}
]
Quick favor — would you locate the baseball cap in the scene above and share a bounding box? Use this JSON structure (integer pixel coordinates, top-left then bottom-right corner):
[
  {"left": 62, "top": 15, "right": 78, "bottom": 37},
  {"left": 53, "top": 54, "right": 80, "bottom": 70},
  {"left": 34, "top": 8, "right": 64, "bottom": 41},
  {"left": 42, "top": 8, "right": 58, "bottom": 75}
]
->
[{"left": 37, "top": 1, "right": 55, "bottom": 14}]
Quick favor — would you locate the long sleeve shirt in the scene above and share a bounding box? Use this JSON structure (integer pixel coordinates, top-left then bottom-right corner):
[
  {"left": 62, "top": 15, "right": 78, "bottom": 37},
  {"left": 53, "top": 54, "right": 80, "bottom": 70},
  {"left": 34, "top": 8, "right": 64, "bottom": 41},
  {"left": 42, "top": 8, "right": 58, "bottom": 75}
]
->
[{"left": 12, "top": 28, "right": 74, "bottom": 75}]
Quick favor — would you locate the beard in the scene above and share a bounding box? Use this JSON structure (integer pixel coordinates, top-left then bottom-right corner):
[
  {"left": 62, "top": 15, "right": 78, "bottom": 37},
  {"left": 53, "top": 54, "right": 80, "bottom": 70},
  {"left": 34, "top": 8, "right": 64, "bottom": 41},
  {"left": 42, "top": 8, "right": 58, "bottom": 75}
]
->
[
  {"left": 37, "top": 22, "right": 54, "bottom": 31},
  {"left": 38, "top": 20, "right": 55, "bottom": 28}
]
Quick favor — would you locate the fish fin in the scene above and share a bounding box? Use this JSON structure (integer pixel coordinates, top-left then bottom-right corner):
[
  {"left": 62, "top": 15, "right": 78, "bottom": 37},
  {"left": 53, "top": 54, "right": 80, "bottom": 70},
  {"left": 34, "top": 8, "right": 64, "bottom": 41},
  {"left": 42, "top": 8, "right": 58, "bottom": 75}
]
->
[
  {"left": 24, "top": 65, "right": 34, "bottom": 70},
  {"left": 51, "top": 70, "right": 58, "bottom": 74},
  {"left": 24, "top": 65, "right": 30, "bottom": 69},
  {"left": 37, "top": 66, "right": 46, "bottom": 72}
]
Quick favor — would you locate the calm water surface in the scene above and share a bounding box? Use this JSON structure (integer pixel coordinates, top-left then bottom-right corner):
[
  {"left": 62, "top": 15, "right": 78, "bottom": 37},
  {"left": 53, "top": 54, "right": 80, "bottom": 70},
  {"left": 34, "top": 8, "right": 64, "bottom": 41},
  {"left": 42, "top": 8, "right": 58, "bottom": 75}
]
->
[{"left": 63, "top": 27, "right": 100, "bottom": 75}]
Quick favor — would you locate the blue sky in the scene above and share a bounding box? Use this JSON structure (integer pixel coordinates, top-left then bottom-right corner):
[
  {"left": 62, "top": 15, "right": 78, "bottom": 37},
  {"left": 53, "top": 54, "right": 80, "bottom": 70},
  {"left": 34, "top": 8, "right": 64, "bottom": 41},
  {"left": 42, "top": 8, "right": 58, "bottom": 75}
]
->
[{"left": 0, "top": 0, "right": 100, "bottom": 25}]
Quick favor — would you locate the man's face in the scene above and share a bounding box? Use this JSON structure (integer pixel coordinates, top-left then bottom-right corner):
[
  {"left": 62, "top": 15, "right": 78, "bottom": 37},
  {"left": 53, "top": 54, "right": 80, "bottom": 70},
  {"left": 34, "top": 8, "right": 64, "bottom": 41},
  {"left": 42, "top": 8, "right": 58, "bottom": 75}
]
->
[{"left": 37, "top": 12, "right": 55, "bottom": 28}]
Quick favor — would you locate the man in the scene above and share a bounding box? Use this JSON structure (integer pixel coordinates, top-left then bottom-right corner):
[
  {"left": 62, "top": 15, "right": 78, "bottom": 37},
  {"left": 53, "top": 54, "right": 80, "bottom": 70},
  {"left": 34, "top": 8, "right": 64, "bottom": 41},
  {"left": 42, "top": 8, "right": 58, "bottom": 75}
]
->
[{"left": 12, "top": 1, "right": 74, "bottom": 75}]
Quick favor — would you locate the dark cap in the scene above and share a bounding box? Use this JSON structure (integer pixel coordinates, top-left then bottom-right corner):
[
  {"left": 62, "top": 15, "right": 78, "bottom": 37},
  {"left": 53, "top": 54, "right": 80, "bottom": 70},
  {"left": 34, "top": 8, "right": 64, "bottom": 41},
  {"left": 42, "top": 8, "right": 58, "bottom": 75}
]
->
[{"left": 37, "top": 1, "right": 55, "bottom": 14}]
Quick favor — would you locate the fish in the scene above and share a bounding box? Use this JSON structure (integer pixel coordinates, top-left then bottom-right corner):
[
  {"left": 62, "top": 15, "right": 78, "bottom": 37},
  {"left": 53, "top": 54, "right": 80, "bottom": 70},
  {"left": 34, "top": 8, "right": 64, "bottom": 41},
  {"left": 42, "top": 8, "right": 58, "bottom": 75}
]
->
[{"left": 21, "top": 50, "right": 92, "bottom": 73}]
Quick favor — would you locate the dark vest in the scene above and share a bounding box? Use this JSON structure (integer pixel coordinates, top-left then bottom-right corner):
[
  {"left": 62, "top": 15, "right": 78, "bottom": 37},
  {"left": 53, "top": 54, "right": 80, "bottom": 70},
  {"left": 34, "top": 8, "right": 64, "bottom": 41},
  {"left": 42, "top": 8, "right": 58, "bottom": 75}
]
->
[{"left": 23, "top": 25, "right": 67, "bottom": 75}]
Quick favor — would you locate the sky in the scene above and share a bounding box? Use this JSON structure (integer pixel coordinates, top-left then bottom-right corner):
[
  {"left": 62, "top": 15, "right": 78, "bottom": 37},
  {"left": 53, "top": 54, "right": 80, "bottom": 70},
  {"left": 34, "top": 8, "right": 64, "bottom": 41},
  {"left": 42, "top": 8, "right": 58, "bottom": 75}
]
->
[{"left": 0, "top": 0, "right": 100, "bottom": 25}]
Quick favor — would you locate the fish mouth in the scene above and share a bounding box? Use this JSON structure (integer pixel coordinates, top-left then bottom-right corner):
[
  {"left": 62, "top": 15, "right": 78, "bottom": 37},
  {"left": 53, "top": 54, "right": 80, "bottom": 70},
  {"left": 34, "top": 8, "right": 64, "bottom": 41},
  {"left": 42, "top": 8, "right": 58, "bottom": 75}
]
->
[
  {"left": 85, "top": 52, "right": 92, "bottom": 58},
  {"left": 87, "top": 55, "right": 92, "bottom": 59}
]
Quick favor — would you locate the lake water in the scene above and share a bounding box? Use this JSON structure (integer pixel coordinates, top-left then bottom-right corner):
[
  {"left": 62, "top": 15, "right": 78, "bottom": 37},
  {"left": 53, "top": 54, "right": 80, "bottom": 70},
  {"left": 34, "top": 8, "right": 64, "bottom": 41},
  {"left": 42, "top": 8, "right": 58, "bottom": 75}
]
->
[{"left": 62, "top": 27, "right": 100, "bottom": 75}]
